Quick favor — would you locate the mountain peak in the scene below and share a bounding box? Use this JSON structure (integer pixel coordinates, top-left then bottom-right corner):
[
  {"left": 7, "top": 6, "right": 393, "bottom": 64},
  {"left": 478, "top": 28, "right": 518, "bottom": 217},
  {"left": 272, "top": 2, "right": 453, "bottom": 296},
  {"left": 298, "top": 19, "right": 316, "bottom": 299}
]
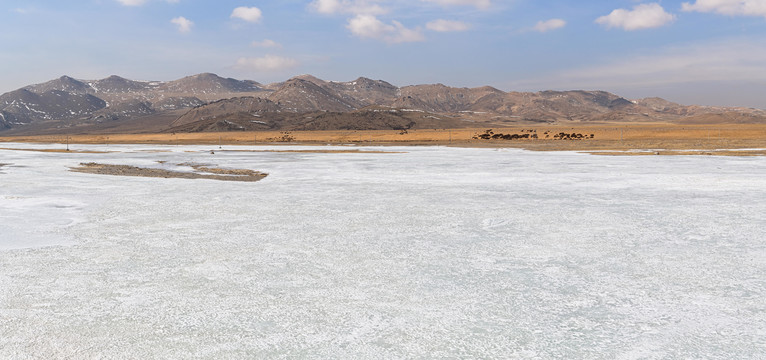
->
[
  {"left": 91, "top": 75, "right": 149, "bottom": 93},
  {"left": 282, "top": 77, "right": 324, "bottom": 89},
  {"left": 269, "top": 77, "right": 358, "bottom": 112},
  {"left": 349, "top": 77, "right": 395, "bottom": 87},
  {"left": 288, "top": 74, "right": 326, "bottom": 87},
  {"left": 473, "top": 85, "right": 503, "bottom": 93},
  {"left": 25, "top": 76, "right": 91, "bottom": 94},
  {"left": 160, "top": 73, "right": 262, "bottom": 95},
  {"left": 191, "top": 72, "right": 222, "bottom": 79}
]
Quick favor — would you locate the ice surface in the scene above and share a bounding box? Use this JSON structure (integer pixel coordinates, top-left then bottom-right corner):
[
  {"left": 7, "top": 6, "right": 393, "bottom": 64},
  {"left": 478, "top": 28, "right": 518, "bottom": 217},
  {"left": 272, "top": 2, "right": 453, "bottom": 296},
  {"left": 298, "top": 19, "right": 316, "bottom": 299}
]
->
[{"left": 1, "top": 143, "right": 765, "bottom": 358}]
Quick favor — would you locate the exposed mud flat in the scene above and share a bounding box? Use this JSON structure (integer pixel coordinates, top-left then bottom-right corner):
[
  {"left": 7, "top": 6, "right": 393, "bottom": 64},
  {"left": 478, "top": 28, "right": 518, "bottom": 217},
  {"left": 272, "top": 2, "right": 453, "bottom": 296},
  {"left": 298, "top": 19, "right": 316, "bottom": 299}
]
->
[{"left": 70, "top": 162, "right": 268, "bottom": 182}]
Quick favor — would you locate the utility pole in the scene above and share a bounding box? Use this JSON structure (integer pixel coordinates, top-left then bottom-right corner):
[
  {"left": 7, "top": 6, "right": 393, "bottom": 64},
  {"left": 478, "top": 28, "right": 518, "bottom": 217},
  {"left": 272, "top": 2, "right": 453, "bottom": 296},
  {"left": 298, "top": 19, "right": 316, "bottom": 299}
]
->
[
  {"left": 219, "top": 136, "right": 222, "bottom": 149},
  {"left": 66, "top": 136, "right": 70, "bottom": 151}
]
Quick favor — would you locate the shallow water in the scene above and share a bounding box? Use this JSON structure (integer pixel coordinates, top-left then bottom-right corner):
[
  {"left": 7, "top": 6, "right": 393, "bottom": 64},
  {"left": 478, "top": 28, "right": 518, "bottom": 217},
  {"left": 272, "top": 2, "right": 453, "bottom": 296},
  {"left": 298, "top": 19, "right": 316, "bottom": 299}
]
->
[{"left": 1, "top": 143, "right": 765, "bottom": 358}]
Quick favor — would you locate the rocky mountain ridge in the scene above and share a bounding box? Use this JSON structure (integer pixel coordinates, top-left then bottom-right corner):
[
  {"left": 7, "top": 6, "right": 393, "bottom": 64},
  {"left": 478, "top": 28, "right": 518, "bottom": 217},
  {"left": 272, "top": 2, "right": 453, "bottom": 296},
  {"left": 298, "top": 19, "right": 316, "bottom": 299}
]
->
[
  {"left": 0, "top": 73, "right": 268, "bottom": 131},
  {"left": 1, "top": 73, "right": 764, "bottom": 134}
]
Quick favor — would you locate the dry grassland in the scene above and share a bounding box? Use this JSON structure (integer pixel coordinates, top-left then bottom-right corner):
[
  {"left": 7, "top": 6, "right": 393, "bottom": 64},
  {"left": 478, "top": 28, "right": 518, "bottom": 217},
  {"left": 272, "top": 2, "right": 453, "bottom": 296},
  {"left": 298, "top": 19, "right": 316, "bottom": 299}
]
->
[{"left": 2, "top": 123, "right": 766, "bottom": 154}]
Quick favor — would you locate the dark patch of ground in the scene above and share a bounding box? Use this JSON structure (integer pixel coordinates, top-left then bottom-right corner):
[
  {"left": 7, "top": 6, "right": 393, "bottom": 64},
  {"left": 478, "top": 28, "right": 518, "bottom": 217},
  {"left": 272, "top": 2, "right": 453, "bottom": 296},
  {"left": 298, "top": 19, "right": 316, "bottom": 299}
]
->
[{"left": 70, "top": 163, "right": 268, "bottom": 182}]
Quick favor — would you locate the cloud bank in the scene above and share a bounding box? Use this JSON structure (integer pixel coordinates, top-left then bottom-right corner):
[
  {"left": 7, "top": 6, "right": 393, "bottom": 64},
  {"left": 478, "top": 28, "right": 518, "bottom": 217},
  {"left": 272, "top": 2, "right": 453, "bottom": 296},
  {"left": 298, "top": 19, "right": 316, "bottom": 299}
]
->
[
  {"left": 533, "top": 19, "right": 566, "bottom": 33},
  {"left": 235, "top": 55, "right": 299, "bottom": 72},
  {"left": 251, "top": 39, "right": 282, "bottom": 49},
  {"left": 682, "top": 0, "right": 766, "bottom": 17},
  {"left": 596, "top": 3, "right": 676, "bottom": 31},
  {"left": 426, "top": 19, "right": 470, "bottom": 32},
  {"left": 116, "top": 0, "right": 178, "bottom": 6},
  {"left": 518, "top": 38, "right": 766, "bottom": 91},
  {"left": 231, "top": 7, "right": 263, "bottom": 23},
  {"left": 310, "top": 0, "right": 386, "bottom": 15},
  {"left": 171, "top": 16, "right": 193, "bottom": 33},
  {"left": 347, "top": 15, "right": 424, "bottom": 43},
  {"left": 421, "top": 0, "right": 491, "bottom": 10}
]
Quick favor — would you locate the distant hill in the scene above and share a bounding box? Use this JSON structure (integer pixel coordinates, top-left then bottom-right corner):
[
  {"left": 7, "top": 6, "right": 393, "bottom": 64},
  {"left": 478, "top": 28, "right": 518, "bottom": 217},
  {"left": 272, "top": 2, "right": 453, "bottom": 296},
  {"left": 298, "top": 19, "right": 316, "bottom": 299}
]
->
[
  {"left": 167, "top": 105, "right": 466, "bottom": 133},
  {"left": 268, "top": 78, "right": 358, "bottom": 112},
  {"left": 1, "top": 73, "right": 765, "bottom": 135},
  {"left": 90, "top": 75, "right": 152, "bottom": 94},
  {"left": 0, "top": 73, "right": 267, "bottom": 133},
  {"left": 158, "top": 73, "right": 263, "bottom": 94}
]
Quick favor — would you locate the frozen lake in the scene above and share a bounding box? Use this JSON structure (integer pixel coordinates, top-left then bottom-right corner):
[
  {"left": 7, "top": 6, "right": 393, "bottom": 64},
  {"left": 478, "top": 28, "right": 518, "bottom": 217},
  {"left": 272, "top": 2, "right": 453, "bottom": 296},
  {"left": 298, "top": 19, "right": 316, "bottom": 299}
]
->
[{"left": 1, "top": 143, "right": 765, "bottom": 358}]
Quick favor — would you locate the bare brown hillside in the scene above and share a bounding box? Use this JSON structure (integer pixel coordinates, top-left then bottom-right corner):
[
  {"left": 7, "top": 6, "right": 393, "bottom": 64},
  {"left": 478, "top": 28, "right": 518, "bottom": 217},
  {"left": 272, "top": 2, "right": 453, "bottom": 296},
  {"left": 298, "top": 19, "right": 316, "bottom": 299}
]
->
[{"left": 2, "top": 73, "right": 765, "bottom": 135}]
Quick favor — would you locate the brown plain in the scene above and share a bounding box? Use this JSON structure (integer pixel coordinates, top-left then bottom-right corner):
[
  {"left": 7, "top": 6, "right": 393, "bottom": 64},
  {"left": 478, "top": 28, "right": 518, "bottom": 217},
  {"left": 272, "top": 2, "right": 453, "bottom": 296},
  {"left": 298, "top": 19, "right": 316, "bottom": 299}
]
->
[{"left": 2, "top": 123, "right": 766, "bottom": 155}]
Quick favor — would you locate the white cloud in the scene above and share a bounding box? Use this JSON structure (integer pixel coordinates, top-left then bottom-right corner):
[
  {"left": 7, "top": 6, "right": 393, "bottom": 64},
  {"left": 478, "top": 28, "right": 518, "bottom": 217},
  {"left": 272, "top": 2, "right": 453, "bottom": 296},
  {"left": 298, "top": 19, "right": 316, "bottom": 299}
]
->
[
  {"left": 533, "top": 18, "right": 566, "bottom": 32},
  {"left": 171, "top": 16, "right": 193, "bottom": 33},
  {"left": 310, "top": 1, "right": 431, "bottom": 43},
  {"left": 682, "top": 0, "right": 766, "bottom": 17},
  {"left": 231, "top": 6, "right": 263, "bottom": 23},
  {"left": 116, "top": 0, "right": 178, "bottom": 6},
  {"left": 251, "top": 39, "right": 282, "bottom": 48},
  {"left": 388, "top": 21, "right": 426, "bottom": 43},
  {"left": 347, "top": 14, "right": 425, "bottom": 43},
  {"left": 347, "top": 14, "right": 389, "bottom": 38},
  {"left": 310, "top": 0, "right": 491, "bottom": 14},
  {"left": 421, "top": 0, "right": 491, "bottom": 10},
  {"left": 311, "top": 0, "right": 344, "bottom": 14},
  {"left": 235, "top": 55, "right": 300, "bottom": 72},
  {"left": 117, "top": 0, "right": 148, "bottom": 5},
  {"left": 309, "top": 0, "right": 387, "bottom": 15},
  {"left": 426, "top": 19, "right": 471, "bottom": 32},
  {"left": 596, "top": 3, "right": 676, "bottom": 31}
]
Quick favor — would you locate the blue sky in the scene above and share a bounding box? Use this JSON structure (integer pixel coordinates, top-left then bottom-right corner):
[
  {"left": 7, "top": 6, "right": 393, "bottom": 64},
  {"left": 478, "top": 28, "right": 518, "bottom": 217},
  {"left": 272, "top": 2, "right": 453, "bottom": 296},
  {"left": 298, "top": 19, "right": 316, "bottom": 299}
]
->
[{"left": 2, "top": 0, "right": 766, "bottom": 108}]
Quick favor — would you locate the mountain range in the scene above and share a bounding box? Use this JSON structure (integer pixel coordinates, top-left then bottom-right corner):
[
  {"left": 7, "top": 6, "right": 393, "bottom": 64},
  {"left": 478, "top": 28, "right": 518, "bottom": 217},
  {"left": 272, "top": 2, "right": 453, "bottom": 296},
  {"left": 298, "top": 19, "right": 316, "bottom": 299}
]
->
[{"left": 1, "top": 73, "right": 764, "bottom": 135}]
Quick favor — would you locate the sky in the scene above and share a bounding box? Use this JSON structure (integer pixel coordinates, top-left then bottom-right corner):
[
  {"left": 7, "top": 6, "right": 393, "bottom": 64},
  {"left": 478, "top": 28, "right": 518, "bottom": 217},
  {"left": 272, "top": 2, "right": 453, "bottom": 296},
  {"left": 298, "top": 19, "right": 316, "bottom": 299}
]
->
[{"left": 2, "top": 0, "right": 766, "bottom": 108}]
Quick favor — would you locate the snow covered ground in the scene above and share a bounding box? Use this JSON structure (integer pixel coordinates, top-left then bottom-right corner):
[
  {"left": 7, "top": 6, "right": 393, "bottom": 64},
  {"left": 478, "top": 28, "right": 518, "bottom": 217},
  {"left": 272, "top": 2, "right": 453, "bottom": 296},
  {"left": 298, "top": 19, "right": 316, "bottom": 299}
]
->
[{"left": 1, "top": 143, "right": 765, "bottom": 358}]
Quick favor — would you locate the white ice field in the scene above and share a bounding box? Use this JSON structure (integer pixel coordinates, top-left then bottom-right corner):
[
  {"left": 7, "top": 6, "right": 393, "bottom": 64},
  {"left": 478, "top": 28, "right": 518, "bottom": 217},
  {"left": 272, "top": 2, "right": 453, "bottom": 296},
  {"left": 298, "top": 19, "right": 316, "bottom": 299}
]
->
[{"left": 1, "top": 143, "right": 765, "bottom": 358}]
